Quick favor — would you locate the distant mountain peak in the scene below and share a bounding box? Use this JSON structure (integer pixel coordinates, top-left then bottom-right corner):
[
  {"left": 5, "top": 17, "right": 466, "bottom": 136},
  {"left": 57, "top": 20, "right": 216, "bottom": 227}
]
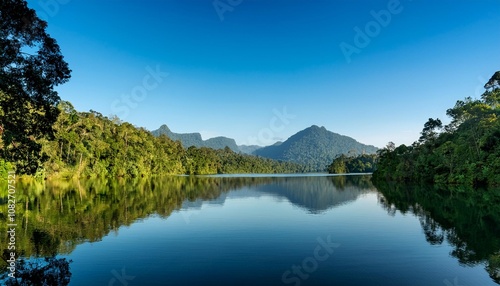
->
[
  {"left": 253, "top": 125, "right": 378, "bottom": 171},
  {"left": 309, "top": 124, "right": 323, "bottom": 129},
  {"left": 299, "top": 125, "right": 328, "bottom": 135},
  {"left": 158, "top": 124, "right": 171, "bottom": 132},
  {"left": 151, "top": 124, "right": 239, "bottom": 152}
]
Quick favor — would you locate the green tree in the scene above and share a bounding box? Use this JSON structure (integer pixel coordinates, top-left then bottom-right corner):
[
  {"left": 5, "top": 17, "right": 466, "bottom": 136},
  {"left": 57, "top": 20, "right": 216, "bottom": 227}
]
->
[
  {"left": 328, "top": 154, "right": 377, "bottom": 174},
  {"left": 0, "top": 0, "right": 71, "bottom": 174},
  {"left": 328, "top": 154, "right": 348, "bottom": 173},
  {"left": 419, "top": 118, "right": 442, "bottom": 143},
  {"left": 373, "top": 71, "right": 500, "bottom": 187},
  {"left": 483, "top": 71, "right": 500, "bottom": 108}
]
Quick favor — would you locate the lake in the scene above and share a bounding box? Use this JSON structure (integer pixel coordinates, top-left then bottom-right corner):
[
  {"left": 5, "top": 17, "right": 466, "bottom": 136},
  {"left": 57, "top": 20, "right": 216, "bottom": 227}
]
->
[{"left": 1, "top": 175, "right": 499, "bottom": 285}]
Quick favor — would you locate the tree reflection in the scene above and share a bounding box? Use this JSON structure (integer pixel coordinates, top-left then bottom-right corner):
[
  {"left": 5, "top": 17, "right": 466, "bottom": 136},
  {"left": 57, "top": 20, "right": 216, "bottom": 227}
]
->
[
  {"left": 419, "top": 215, "right": 445, "bottom": 245},
  {"left": 0, "top": 175, "right": 378, "bottom": 284},
  {"left": 375, "top": 181, "right": 500, "bottom": 284},
  {"left": 1, "top": 257, "right": 72, "bottom": 286},
  {"left": 1, "top": 176, "right": 263, "bottom": 283}
]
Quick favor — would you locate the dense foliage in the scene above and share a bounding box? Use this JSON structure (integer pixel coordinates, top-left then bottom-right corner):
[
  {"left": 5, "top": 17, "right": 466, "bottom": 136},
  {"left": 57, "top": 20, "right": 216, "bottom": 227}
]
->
[
  {"left": 254, "top": 125, "right": 378, "bottom": 171},
  {"left": 327, "top": 154, "right": 377, "bottom": 174},
  {"left": 0, "top": 1, "right": 71, "bottom": 175},
  {"left": 31, "top": 102, "right": 302, "bottom": 178},
  {"left": 373, "top": 71, "right": 500, "bottom": 187}
]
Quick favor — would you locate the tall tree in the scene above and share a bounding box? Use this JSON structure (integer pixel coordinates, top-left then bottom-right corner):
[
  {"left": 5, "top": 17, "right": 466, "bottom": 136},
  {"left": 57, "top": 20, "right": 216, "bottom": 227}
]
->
[
  {"left": 0, "top": 0, "right": 71, "bottom": 174},
  {"left": 483, "top": 70, "right": 500, "bottom": 108},
  {"left": 419, "top": 118, "right": 442, "bottom": 143}
]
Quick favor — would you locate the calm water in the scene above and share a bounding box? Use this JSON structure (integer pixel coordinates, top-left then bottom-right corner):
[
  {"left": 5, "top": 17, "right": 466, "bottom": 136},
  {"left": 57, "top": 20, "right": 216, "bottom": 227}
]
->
[{"left": 1, "top": 175, "right": 499, "bottom": 285}]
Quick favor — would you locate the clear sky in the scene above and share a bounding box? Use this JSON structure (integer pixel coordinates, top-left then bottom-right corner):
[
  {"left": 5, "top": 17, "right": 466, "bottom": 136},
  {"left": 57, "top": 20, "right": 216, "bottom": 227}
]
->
[{"left": 26, "top": 0, "right": 500, "bottom": 147}]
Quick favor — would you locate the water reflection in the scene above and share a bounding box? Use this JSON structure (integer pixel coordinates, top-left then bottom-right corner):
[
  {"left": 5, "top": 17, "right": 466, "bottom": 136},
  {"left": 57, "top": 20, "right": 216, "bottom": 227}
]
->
[
  {"left": 375, "top": 181, "right": 500, "bottom": 284},
  {"left": 182, "top": 175, "right": 376, "bottom": 213},
  {"left": 0, "top": 176, "right": 372, "bottom": 262},
  {"left": 259, "top": 175, "right": 375, "bottom": 213},
  {"left": 0, "top": 175, "right": 499, "bottom": 284}
]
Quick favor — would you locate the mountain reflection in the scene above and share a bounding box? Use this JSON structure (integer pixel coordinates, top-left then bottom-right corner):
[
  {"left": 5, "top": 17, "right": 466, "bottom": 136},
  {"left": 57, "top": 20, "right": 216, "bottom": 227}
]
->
[
  {"left": 181, "top": 175, "right": 376, "bottom": 213},
  {"left": 1, "top": 176, "right": 499, "bottom": 285},
  {"left": 257, "top": 175, "right": 375, "bottom": 213},
  {"left": 0, "top": 175, "right": 372, "bottom": 265}
]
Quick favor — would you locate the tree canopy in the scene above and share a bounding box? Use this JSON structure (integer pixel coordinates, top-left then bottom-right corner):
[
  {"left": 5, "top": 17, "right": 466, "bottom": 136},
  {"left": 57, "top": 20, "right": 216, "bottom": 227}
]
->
[
  {"left": 30, "top": 101, "right": 303, "bottom": 178},
  {"left": 373, "top": 71, "right": 500, "bottom": 187},
  {"left": 0, "top": 0, "right": 71, "bottom": 174},
  {"left": 328, "top": 154, "right": 377, "bottom": 174}
]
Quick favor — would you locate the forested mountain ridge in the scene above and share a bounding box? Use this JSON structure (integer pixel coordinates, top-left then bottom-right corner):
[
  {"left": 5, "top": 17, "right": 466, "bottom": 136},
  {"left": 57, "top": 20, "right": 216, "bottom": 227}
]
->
[
  {"left": 254, "top": 125, "right": 378, "bottom": 171},
  {"left": 0, "top": 101, "right": 304, "bottom": 178},
  {"left": 373, "top": 71, "right": 500, "bottom": 187},
  {"left": 151, "top": 124, "right": 240, "bottom": 152}
]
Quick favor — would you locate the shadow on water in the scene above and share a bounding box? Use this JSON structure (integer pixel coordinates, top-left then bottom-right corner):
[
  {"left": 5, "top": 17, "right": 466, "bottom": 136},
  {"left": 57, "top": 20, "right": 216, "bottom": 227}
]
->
[{"left": 374, "top": 180, "right": 500, "bottom": 284}]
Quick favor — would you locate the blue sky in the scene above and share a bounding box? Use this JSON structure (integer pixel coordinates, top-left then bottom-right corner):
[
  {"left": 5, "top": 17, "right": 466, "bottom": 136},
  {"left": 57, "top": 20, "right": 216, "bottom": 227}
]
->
[{"left": 27, "top": 0, "right": 500, "bottom": 147}]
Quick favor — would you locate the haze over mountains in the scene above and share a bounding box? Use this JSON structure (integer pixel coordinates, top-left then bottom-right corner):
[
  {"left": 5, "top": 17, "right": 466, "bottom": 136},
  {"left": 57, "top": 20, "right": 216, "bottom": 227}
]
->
[
  {"left": 151, "top": 124, "right": 240, "bottom": 152},
  {"left": 151, "top": 124, "right": 378, "bottom": 171}
]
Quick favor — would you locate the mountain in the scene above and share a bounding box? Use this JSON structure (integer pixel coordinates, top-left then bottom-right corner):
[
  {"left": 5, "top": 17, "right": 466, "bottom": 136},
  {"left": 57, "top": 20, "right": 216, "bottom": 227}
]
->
[
  {"left": 253, "top": 125, "right": 378, "bottom": 171},
  {"left": 238, "top": 145, "right": 262, "bottom": 154},
  {"left": 151, "top": 125, "right": 239, "bottom": 151}
]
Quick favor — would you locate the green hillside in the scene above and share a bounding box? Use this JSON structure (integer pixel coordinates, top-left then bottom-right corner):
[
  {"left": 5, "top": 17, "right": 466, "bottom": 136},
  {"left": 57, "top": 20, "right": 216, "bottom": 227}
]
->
[
  {"left": 254, "top": 125, "right": 378, "bottom": 171},
  {"left": 0, "top": 101, "right": 303, "bottom": 178}
]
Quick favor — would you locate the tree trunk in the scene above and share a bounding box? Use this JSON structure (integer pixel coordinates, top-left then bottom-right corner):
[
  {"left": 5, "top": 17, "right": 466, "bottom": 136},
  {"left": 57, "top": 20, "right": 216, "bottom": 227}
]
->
[
  {"left": 24, "top": 198, "right": 28, "bottom": 233},
  {"left": 67, "top": 144, "right": 71, "bottom": 162}
]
